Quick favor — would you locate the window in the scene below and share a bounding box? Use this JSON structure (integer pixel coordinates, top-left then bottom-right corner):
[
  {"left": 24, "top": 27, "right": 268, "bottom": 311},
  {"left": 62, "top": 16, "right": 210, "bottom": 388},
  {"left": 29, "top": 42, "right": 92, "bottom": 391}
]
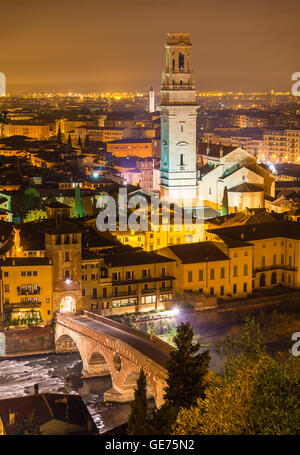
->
[
  {"left": 198, "top": 270, "right": 203, "bottom": 281},
  {"left": 180, "top": 154, "right": 184, "bottom": 166},
  {"left": 289, "top": 256, "right": 292, "bottom": 266},
  {"left": 220, "top": 285, "right": 224, "bottom": 296},
  {"left": 210, "top": 269, "right": 215, "bottom": 280},
  {"left": 243, "top": 283, "right": 247, "bottom": 292},
  {"left": 142, "top": 269, "right": 150, "bottom": 279},
  {"left": 281, "top": 254, "right": 284, "bottom": 264},
  {"left": 233, "top": 266, "right": 238, "bottom": 277},
  {"left": 21, "top": 271, "right": 26, "bottom": 276},
  {"left": 92, "top": 288, "right": 97, "bottom": 299},
  {"left": 234, "top": 252, "right": 238, "bottom": 258},
  {"left": 64, "top": 270, "right": 70, "bottom": 278},
  {"left": 65, "top": 252, "right": 70, "bottom": 262},
  {"left": 179, "top": 52, "right": 184, "bottom": 68},
  {"left": 273, "top": 254, "right": 276, "bottom": 266},
  {"left": 210, "top": 287, "right": 214, "bottom": 295},
  {"left": 33, "top": 271, "right": 37, "bottom": 276},
  {"left": 233, "top": 284, "right": 237, "bottom": 294},
  {"left": 244, "top": 264, "right": 248, "bottom": 276},
  {"left": 4, "top": 284, "right": 9, "bottom": 292},
  {"left": 180, "top": 125, "right": 183, "bottom": 132},
  {"left": 244, "top": 251, "right": 248, "bottom": 256},
  {"left": 27, "top": 271, "right": 32, "bottom": 276},
  {"left": 103, "top": 287, "right": 107, "bottom": 298},
  {"left": 114, "top": 287, "right": 118, "bottom": 296},
  {"left": 4, "top": 272, "right": 8, "bottom": 277},
  {"left": 162, "top": 267, "right": 166, "bottom": 277},
  {"left": 82, "top": 289, "right": 85, "bottom": 296},
  {"left": 220, "top": 267, "right": 225, "bottom": 279},
  {"left": 125, "top": 271, "right": 132, "bottom": 280},
  {"left": 262, "top": 256, "right": 265, "bottom": 267},
  {"left": 188, "top": 271, "right": 193, "bottom": 282}
]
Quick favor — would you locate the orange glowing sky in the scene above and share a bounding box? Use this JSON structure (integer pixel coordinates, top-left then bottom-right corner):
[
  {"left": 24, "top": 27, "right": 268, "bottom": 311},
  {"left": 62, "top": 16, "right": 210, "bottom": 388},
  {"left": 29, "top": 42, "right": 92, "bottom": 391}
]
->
[{"left": 2, "top": 0, "right": 300, "bottom": 93}]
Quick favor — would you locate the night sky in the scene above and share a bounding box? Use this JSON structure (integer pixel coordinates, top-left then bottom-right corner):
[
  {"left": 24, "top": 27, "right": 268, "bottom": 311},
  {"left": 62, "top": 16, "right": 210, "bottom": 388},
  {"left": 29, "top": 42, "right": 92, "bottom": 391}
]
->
[{"left": 2, "top": 0, "right": 300, "bottom": 93}]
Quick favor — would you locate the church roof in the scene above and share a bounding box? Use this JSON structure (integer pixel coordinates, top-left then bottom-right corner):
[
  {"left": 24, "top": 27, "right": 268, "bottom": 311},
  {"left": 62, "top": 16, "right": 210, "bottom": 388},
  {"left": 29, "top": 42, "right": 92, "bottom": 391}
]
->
[
  {"left": 228, "top": 183, "right": 263, "bottom": 193},
  {"left": 197, "top": 141, "right": 236, "bottom": 158}
]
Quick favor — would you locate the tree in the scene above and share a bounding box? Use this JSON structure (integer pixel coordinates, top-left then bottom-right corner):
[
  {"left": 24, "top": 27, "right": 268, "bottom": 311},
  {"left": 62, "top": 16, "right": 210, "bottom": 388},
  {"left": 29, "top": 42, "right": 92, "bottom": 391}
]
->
[
  {"left": 77, "top": 135, "right": 82, "bottom": 147},
  {"left": 173, "top": 318, "right": 300, "bottom": 435},
  {"left": 67, "top": 134, "right": 72, "bottom": 148},
  {"left": 57, "top": 124, "right": 62, "bottom": 144},
  {"left": 127, "top": 369, "right": 150, "bottom": 435},
  {"left": 221, "top": 185, "right": 229, "bottom": 216},
  {"left": 15, "top": 411, "right": 42, "bottom": 435},
  {"left": 0, "top": 110, "right": 8, "bottom": 138},
  {"left": 24, "top": 209, "right": 47, "bottom": 223},
  {"left": 84, "top": 134, "right": 90, "bottom": 147},
  {"left": 164, "top": 322, "right": 210, "bottom": 409},
  {"left": 74, "top": 185, "right": 85, "bottom": 218},
  {"left": 21, "top": 187, "right": 41, "bottom": 218}
]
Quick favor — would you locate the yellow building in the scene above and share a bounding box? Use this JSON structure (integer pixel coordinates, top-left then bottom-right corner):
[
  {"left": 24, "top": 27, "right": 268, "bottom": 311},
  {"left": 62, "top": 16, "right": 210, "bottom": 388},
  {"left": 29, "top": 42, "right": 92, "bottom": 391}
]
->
[
  {"left": 207, "top": 220, "right": 300, "bottom": 290},
  {"left": 9, "top": 123, "right": 52, "bottom": 140},
  {"left": 158, "top": 240, "right": 253, "bottom": 300},
  {"left": 81, "top": 251, "right": 176, "bottom": 316},
  {"left": 0, "top": 257, "right": 53, "bottom": 327}
]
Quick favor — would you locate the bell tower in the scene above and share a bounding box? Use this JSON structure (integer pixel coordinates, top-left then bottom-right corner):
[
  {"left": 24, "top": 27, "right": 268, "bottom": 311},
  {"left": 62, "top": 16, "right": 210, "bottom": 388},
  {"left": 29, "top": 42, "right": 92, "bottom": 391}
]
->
[{"left": 160, "top": 33, "right": 198, "bottom": 206}]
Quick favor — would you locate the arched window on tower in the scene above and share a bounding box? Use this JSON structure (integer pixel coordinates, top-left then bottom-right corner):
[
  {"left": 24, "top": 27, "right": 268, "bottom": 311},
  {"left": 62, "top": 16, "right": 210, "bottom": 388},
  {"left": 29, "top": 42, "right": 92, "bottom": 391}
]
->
[
  {"left": 180, "top": 154, "right": 184, "bottom": 166},
  {"left": 179, "top": 53, "right": 184, "bottom": 69},
  {"left": 180, "top": 80, "right": 183, "bottom": 86},
  {"left": 172, "top": 59, "right": 175, "bottom": 71}
]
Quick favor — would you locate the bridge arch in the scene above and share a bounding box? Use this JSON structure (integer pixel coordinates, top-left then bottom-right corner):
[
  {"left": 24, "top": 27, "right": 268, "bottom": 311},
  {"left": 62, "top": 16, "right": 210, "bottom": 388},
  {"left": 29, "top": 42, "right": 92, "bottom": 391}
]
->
[{"left": 55, "top": 312, "right": 170, "bottom": 408}]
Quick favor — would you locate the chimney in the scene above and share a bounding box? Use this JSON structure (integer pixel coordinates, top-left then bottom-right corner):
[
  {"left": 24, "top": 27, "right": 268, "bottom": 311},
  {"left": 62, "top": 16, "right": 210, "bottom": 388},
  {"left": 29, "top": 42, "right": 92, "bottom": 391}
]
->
[{"left": 34, "top": 383, "right": 39, "bottom": 395}]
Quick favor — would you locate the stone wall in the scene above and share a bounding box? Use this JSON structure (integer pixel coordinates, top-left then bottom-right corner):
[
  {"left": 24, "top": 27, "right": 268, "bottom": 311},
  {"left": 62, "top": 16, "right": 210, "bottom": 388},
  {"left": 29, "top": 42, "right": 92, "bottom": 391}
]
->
[{"left": 2, "top": 326, "right": 54, "bottom": 355}]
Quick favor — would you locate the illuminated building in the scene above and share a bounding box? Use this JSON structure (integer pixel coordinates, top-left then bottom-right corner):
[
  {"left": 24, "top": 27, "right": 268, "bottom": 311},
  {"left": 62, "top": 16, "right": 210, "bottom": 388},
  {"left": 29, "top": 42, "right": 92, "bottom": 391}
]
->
[
  {"left": 160, "top": 33, "right": 198, "bottom": 206},
  {"left": 149, "top": 86, "right": 155, "bottom": 113},
  {"left": 107, "top": 138, "right": 153, "bottom": 158},
  {"left": 0, "top": 73, "right": 5, "bottom": 97}
]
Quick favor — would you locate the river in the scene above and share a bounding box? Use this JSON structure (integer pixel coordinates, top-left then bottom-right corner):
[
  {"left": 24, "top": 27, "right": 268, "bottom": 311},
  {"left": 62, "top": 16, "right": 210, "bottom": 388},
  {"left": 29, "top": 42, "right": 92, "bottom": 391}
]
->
[{"left": 0, "top": 303, "right": 297, "bottom": 433}]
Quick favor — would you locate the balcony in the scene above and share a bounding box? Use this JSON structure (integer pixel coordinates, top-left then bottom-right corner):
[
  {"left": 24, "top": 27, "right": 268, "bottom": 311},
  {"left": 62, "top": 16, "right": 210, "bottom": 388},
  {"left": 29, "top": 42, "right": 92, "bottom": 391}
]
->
[
  {"left": 112, "top": 276, "right": 175, "bottom": 286},
  {"left": 253, "top": 265, "right": 297, "bottom": 274},
  {"left": 114, "top": 290, "right": 138, "bottom": 297},
  {"left": 17, "top": 287, "right": 40, "bottom": 296},
  {"left": 142, "top": 288, "right": 156, "bottom": 294},
  {"left": 8, "top": 302, "right": 41, "bottom": 309},
  {"left": 160, "top": 286, "right": 173, "bottom": 292}
]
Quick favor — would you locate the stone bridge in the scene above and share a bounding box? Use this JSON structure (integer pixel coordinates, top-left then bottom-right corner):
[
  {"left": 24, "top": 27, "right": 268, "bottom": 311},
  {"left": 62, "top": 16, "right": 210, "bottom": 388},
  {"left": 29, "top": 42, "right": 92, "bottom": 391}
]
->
[{"left": 55, "top": 311, "right": 174, "bottom": 408}]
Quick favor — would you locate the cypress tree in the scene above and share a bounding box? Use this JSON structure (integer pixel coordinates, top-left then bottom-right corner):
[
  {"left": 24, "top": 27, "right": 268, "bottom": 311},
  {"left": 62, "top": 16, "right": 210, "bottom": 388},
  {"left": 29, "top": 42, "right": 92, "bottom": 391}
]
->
[
  {"left": 78, "top": 135, "right": 82, "bottom": 147},
  {"left": 67, "top": 134, "right": 72, "bottom": 147},
  {"left": 84, "top": 134, "right": 90, "bottom": 147},
  {"left": 127, "top": 369, "right": 149, "bottom": 435},
  {"left": 164, "top": 322, "right": 210, "bottom": 409},
  {"left": 74, "top": 185, "right": 85, "bottom": 218},
  {"left": 221, "top": 185, "right": 229, "bottom": 216},
  {"left": 57, "top": 124, "right": 62, "bottom": 144}
]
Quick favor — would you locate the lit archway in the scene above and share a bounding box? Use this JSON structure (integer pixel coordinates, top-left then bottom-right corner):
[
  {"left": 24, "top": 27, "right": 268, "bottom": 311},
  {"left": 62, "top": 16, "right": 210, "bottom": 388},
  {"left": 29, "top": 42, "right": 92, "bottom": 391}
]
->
[{"left": 60, "top": 295, "right": 76, "bottom": 313}]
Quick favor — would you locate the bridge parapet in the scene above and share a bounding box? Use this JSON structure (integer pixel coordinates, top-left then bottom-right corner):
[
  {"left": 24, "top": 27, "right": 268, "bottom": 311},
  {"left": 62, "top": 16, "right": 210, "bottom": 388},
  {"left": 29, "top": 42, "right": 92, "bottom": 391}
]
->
[{"left": 83, "top": 310, "right": 174, "bottom": 356}]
